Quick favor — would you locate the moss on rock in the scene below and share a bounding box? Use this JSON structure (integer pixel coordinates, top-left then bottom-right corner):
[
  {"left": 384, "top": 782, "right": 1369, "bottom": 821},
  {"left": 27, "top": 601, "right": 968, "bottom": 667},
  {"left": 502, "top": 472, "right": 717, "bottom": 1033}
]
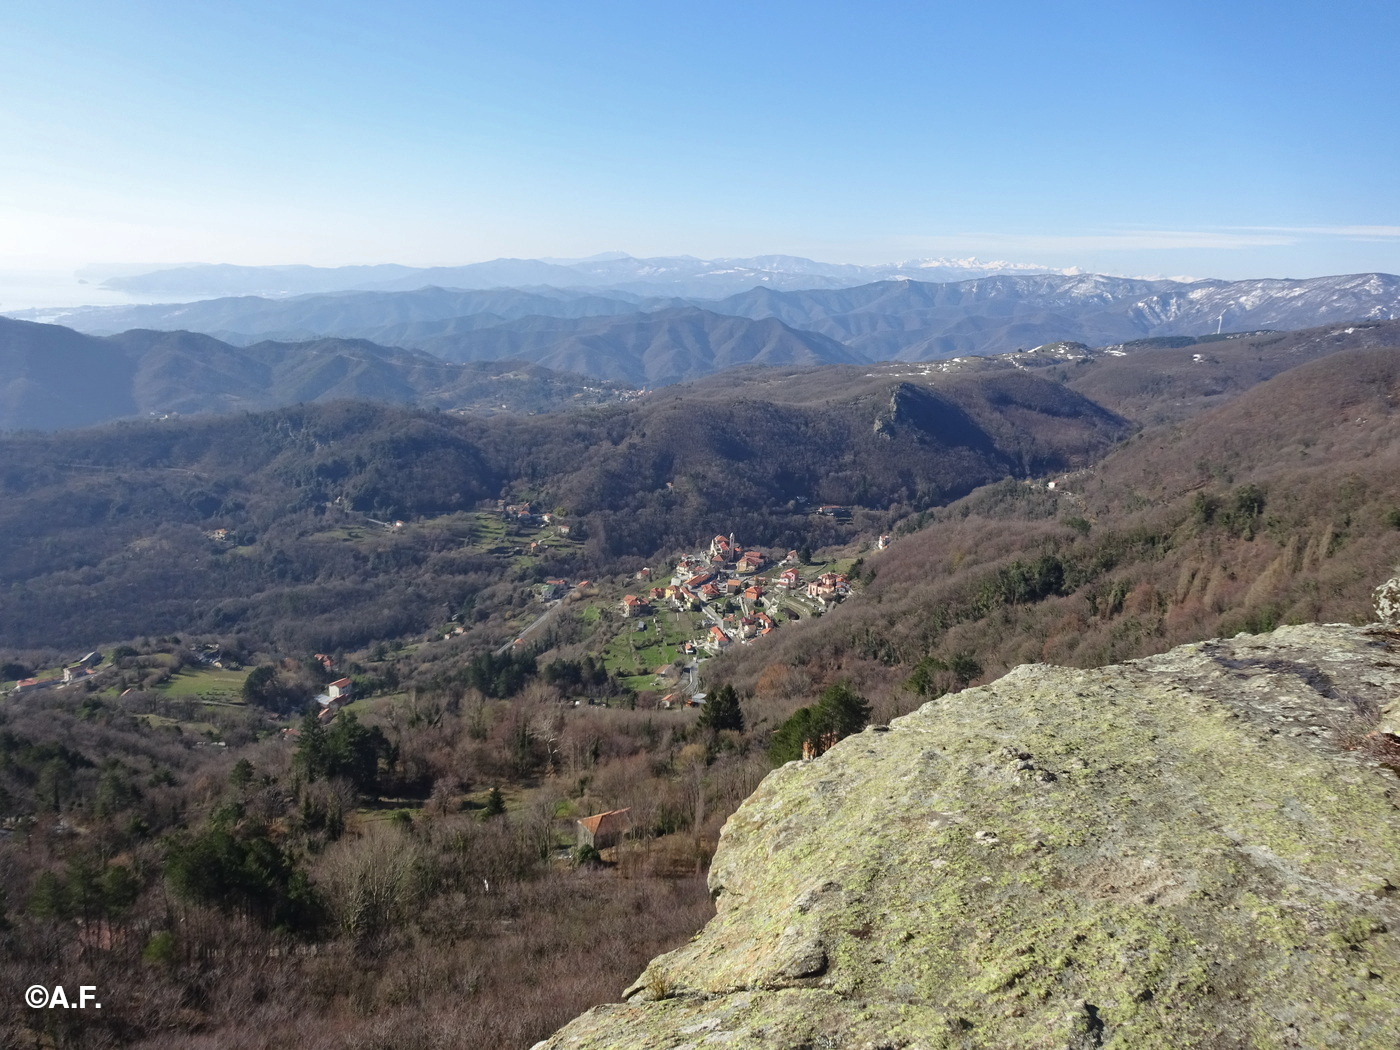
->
[{"left": 537, "top": 624, "right": 1400, "bottom": 1049}]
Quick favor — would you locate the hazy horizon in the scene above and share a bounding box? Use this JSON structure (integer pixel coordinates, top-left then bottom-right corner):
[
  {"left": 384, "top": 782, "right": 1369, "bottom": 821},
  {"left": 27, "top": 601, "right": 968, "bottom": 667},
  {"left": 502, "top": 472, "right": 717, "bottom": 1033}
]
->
[
  {"left": 3, "top": 2, "right": 1398, "bottom": 291},
  {"left": 9, "top": 251, "right": 1400, "bottom": 315}
]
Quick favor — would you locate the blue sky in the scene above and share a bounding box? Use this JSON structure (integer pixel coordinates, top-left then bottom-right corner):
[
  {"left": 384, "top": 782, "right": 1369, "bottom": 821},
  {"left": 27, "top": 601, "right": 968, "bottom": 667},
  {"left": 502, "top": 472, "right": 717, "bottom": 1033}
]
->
[{"left": 1, "top": 0, "right": 1397, "bottom": 281}]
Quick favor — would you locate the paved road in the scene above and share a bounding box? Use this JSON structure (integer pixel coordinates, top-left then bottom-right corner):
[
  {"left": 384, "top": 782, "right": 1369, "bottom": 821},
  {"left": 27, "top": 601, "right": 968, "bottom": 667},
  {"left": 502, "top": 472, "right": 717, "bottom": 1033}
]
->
[{"left": 495, "top": 599, "right": 563, "bottom": 656}]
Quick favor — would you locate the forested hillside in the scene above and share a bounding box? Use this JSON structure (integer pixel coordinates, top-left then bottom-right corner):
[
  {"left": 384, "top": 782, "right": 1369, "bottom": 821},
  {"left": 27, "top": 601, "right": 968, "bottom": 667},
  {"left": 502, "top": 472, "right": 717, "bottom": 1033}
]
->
[
  {"left": 0, "top": 317, "right": 635, "bottom": 430},
  {"left": 714, "top": 344, "right": 1400, "bottom": 715},
  {"left": 3, "top": 323, "right": 1399, "bottom": 1050},
  {"left": 0, "top": 368, "right": 1126, "bottom": 650}
]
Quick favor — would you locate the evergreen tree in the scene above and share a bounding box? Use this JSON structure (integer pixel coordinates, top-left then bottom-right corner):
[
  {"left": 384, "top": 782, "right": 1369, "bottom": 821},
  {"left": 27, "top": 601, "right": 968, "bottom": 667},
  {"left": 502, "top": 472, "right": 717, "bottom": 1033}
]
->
[
  {"left": 325, "top": 713, "right": 389, "bottom": 795},
  {"left": 294, "top": 710, "right": 330, "bottom": 781},
  {"left": 241, "top": 664, "right": 279, "bottom": 706},
  {"left": 698, "top": 683, "right": 744, "bottom": 733},
  {"left": 483, "top": 786, "right": 506, "bottom": 818},
  {"left": 27, "top": 871, "right": 68, "bottom": 920},
  {"left": 817, "top": 680, "right": 870, "bottom": 738},
  {"left": 230, "top": 757, "right": 255, "bottom": 791},
  {"left": 767, "top": 680, "right": 870, "bottom": 764}
]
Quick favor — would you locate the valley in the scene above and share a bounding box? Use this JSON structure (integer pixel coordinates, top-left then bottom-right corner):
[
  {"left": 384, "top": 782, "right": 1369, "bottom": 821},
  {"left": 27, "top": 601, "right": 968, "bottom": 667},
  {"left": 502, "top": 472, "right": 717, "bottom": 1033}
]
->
[
  {"left": 10, "top": 2, "right": 1400, "bottom": 1045},
  {"left": 3, "top": 309, "right": 1400, "bottom": 1050}
]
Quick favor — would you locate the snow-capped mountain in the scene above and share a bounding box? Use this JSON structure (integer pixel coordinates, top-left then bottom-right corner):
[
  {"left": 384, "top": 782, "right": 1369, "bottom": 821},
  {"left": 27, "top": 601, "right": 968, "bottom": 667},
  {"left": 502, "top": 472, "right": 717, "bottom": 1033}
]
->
[
  {"left": 12, "top": 270, "right": 1399, "bottom": 368},
  {"left": 92, "top": 254, "right": 1076, "bottom": 300},
  {"left": 1126, "top": 273, "right": 1400, "bottom": 333}
]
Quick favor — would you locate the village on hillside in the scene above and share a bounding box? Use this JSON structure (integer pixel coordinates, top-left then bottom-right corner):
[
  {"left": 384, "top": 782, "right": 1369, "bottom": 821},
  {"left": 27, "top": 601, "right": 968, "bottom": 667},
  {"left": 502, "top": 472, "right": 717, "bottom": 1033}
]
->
[
  {"left": 623, "top": 532, "right": 864, "bottom": 651},
  {"left": 4, "top": 491, "right": 894, "bottom": 732}
]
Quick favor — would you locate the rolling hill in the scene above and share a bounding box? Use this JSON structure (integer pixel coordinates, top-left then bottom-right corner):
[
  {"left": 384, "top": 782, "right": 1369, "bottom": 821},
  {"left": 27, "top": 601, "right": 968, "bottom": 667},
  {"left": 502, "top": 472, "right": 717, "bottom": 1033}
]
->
[
  {"left": 401, "top": 307, "right": 861, "bottom": 384},
  {"left": 0, "top": 362, "right": 1132, "bottom": 649},
  {"left": 0, "top": 317, "right": 634, "bottom": 430},
  {"left": 714, "top": 339, "right": 1400, "bottom": 713},
  {"left": 24, "top": 272, "right": 1400, "bottom": 375}
]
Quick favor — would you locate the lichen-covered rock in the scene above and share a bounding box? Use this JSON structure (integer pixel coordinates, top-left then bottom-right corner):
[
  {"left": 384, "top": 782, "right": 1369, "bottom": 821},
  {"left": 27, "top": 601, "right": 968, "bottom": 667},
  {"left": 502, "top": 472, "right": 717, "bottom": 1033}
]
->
[
  {"left": 537, "top": 625, "right": 1400, "bottom": 1050},
  {"left": 1381, "top": 699, "right": 1400, "bottom": 738},
  {"left": 1374, "top": 575, "right": 1400, "bottom": 626}
]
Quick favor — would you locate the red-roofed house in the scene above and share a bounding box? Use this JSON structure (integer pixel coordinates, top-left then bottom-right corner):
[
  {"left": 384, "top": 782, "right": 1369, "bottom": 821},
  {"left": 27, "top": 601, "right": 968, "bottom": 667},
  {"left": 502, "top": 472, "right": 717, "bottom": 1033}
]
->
[
  {"left": 576, "top": 808, "right": 632, "bottom": 850},
  {"left": 806, "top": 573, "right": 848, "bottom": 600},
  {"left": 13, "top": 677, "right": 56, "bottom": 694}
]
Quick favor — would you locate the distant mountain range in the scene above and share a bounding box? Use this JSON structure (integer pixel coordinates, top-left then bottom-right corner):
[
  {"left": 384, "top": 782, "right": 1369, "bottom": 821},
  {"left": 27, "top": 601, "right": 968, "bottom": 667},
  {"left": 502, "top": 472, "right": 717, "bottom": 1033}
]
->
[
  {"left": 709, "top": 272, "right": 1400, "bottom": 359},
  {"left": 0, "top": 304, "right": 858, "bottom": 429},
  {"left": 90, "top": 253, "right": 1075, "bottom": 299},
  {"left": 20, "top": 272, "right": 1400, "bottom": 371},
  {"left": 6, "top": 305, "right": 1400, "bottom": 432}
]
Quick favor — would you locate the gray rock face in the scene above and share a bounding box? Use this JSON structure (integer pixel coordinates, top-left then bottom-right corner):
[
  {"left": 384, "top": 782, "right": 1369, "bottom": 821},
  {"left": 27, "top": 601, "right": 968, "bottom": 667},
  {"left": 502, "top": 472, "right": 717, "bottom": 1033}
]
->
[
  {"left": 537, "top": 624, "right": 1400, "bottom": 1049},
  {"left": 1374, "top": 575, "right": 1400, "bottom": 626}
]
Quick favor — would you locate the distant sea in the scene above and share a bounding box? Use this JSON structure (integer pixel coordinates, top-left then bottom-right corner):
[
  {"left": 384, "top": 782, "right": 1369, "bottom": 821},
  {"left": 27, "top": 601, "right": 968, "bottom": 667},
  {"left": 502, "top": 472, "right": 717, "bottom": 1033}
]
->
[{"left": 0, "top": 270, "right": 182, "bottom": 316}]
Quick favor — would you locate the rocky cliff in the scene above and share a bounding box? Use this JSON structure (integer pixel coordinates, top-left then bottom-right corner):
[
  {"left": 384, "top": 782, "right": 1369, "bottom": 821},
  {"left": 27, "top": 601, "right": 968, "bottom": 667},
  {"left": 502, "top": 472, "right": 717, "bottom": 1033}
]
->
[{"left": 537, "top": 623, "right": 1400, "bottom": 1049}]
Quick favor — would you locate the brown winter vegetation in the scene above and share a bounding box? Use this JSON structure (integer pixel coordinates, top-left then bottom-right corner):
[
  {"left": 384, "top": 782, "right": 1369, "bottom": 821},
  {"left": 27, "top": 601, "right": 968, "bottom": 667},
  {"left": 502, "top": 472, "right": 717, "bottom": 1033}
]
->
[
  {"left": 717, "top": 345, "right": 1400, "bottom": 714},
  {"left": 5, "top": 325, "right": 1400, "bottom": 1049},
  {"left": 0, "top": 669, "right": 752, "bottom": 1050}
]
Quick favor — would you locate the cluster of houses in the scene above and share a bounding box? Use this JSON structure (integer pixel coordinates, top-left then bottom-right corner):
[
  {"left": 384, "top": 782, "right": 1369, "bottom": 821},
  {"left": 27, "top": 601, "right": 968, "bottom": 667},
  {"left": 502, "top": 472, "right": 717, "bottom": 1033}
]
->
[
  {"left": 617, "top": 535, "right": 853, "bottom": 654},
  {"left": 536, "top": 577, "right": 572, "bottom": 601},
  {"left": 497, "top": 499, "right": 574, "bottom": 538},
  {"left": 313, "top": 676, "right": 354, "bottom": 722},
  {"left": 10, "top": 651, "right": 104, "bottom": 694}
]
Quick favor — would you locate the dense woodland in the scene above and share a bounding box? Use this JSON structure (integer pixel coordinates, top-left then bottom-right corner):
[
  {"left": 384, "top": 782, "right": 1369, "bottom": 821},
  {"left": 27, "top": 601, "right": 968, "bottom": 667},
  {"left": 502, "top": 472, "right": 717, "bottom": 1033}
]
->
[
  {"left": 717, "top": 345, "right": 1400, "bottom": 705},
  {"left": 0, "top": 364, "right": 1128, "bottom": 651},
  {"left": 3, "top": 326, "right": 1400, "bottom": 1048}
]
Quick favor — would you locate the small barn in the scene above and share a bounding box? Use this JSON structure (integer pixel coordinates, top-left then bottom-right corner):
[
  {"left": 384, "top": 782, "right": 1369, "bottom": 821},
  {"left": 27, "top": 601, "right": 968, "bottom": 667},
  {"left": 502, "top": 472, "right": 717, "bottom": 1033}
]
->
[{"left": 576, "top": 808, "right": 632, "bottom": 850}]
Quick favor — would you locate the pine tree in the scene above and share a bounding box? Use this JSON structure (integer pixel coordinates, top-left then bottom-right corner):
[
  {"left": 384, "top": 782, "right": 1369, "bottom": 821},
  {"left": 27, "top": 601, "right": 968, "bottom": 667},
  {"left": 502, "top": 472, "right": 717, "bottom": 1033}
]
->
[
  {"left": 767, "top": 680, "right": 870, "bottom": 764},
  {"left": 230, "top": 757, "right": 255, "bottom": 791},
  {"left": 483, "top": 786, "right": 506, "bottom": 818},
  {"left": 698, "top": 683, "right": 744, "bottom": 733},
  {"left": 817, "top": 681, "right": 870, "bottom": 738},
  {"left": 294, "top": 710, "right": 330, "bottom": 782}
]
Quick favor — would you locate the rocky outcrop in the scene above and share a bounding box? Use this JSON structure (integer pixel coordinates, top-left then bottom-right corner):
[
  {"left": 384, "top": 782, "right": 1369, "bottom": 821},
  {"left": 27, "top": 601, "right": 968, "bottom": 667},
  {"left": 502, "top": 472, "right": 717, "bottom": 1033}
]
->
[
  {"left": 537, "top": 624, "right": 1400, "bottom": 1049},
  {"left": 1374, "top": 575, "right": 1400, "bottom": 627}
]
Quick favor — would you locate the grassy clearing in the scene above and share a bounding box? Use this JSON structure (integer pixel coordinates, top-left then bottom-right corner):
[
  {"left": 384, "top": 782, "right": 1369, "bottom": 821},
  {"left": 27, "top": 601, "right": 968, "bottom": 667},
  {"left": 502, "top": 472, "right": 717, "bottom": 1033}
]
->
[
  {"left": 137, "top": 712, "right": 221, "bottom": 735},
  {"left": 469, "top": 513, "right": 508, "bottom": 543},
  {"left": 600, "top": 609, "right": 705, "bottom": 691},
  {"left": 156, "top": 666, "right": 250, "bottom": 702},
  {"left": 305, "top": 526, "right": 371, "bottom": 543}
]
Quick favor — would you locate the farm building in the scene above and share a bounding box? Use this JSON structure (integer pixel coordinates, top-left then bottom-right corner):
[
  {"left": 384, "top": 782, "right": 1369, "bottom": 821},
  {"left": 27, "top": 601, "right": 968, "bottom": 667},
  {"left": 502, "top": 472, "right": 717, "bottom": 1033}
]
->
[{"left": 576, "top": 808, "right": 632, "bottom": 850}]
